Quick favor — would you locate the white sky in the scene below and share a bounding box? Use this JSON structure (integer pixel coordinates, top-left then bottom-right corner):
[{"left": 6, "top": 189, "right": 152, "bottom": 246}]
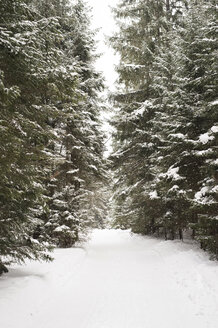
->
[
  {"left": 70, "top": 1, "right": 119, "bottom": 156},
  {"left": 86, "top": 0, "right": 120, "bottom": 157},
  {"left": 87, "top": 0, "right": 119, "bottom": 91}
]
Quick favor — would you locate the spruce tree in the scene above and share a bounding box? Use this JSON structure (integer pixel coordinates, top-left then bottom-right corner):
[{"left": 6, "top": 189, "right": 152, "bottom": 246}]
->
[
  {"left": 111, "top": 0, "right": 218, "bottom": 258},
  {"left": 40, "top": 0, "right": 108, "bottom": 246},
  {"left": 180, "top": 0, "right": 218, "bottom": 255},
  {"left": 0, "top": 0, "right": 55, "bottom": 272},
  {"left": 110, "top": 0, "right": 180, "bottom": 232},
  {"left": 0, "top": 0, "right": 108, "bottom": 270}
]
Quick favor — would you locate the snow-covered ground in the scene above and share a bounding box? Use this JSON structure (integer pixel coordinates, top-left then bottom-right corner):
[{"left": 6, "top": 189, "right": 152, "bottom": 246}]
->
[{"left": 0, "top": 229, "right": 218, "bottom": 328}]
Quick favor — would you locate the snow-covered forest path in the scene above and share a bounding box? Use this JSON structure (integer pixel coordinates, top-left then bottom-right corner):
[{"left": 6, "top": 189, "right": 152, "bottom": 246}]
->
[{"left": 0, "top": 229, "right": 218, "bottom": 328}]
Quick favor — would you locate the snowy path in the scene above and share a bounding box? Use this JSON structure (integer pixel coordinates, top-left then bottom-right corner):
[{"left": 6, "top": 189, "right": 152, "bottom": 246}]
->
[{"left": 0, "top": 229, "right": 218, "bottom": 328}]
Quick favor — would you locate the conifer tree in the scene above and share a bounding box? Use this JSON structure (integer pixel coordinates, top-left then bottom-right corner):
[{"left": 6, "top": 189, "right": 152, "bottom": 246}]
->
[
  {"left": 111, "top": 0, "right": 180, "bottom": 232},
  {"left": 38, "top": 0, "right": 108, "bottom": 246},
  {"left": 111, "top": 0, "right": 218, "bottom": 258},
  {"left": 180, "top": 0, "right": 218, "bottom": 255},
  {"left": 0, "top": 0, "right": 55, "bottom": 272},
  {"left": 0, "top": 0, "right": 108, "bottom": 271}
]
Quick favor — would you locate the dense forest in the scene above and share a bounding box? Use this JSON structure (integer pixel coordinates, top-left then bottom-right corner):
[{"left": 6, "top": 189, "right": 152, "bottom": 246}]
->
[
  {"left": 0, "top": 0, "right": 108, "bottom": 274},
  {"left": 0, "top": 0, "right": 217, "bottom": 275},
  {"left": 111, "top": 0, "right": 218, "bottom": 258}
]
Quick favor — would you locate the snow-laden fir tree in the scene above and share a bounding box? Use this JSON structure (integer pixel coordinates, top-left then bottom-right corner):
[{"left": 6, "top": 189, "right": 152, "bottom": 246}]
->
[
  {"left": 38, "top": 0, "right": 108, "bottom": 247},
  {"left": 180, "top": 0, "right": 218, "bottom": 256},
  {"left": 0, "top": 0, "right": 57, "bottom": 273},
  {"left": 110, "top": 0, "right": 185, "bottom": 232},
  {"left": 111, "top": 0, "right": 218, "bottom": 257},
  {"left": 142, "top": 0, "right": 217, "bottom": 243},
  {"left": 146, "top": 14, "right": 192, "bottom": 240},
  {"left": 0, "top": 0, "right": 108, "bottom": 272}
]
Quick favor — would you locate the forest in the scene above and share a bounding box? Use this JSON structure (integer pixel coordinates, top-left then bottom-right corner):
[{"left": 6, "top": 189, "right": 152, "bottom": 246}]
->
[{"left": 0, "top": 0, "right": 217, "bottom": 275}]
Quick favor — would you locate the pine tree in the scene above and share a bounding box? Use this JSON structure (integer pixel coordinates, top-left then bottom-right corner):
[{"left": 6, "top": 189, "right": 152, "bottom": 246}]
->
[
  {"left": 180, "top": 0, "right": 218, "bottom": 256},
  {"left": 111, "top": 0, "right": 218, "bottom": 258},
  {"left": 110, "top": 0, "right": 182, "bottom": 233},
  {"left": 145, "top": 17, "right": 192, "bottom": 240},
  {"left": 40, "top": 0, "right": 108, "bottom": 247},
  {"left": 0, "top": 0, "right": 56, "bottom": 272},
  {"left": 0, "top": 0, "right": 108, "bottom": 270},
  {"left": 63, "top": 0, "right": 108, "bottom": 238}
]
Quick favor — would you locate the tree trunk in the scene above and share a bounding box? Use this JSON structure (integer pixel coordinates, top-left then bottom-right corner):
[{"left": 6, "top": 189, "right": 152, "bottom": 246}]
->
[
  {"left": 151, "top": 218, "right": 155, "bottom": 234},
  {"left": 192, "top": 228, "right": 196, "bottom": 239},
  {"left": 164, "top": 227, "right": 168, "bottom": 240},
  {"left": 166, "top": 0, "right": 170, "bottom": 12},
  {"left": 0, "top": 262, "right": 8, "bottom": 275},
  {"left": 179, "top": 228, "right": 183, "bottom": 241},
  {"left": 171, "top": 228, "right": 175, "bottom": 240}
]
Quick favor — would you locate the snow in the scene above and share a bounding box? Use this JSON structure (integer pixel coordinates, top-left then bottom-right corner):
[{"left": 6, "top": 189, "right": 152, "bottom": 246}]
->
[
  {"left": 195, "top": 186, "right": 209, "bottom": 200},
  {"left": 132, "top": 100, "right": 152, "bottom": 117},
  {"left": 149, "top": 190, "right": 159, "bottom": 199},
  {"left": 195, "top": 148, "right": 213, "bottom": 156},
  {"left": 0, "top": 229, "right": 218, "bottom": 328},
  {"left": 199, "top": 132, "right": 214, "bottom": 144},
  {"left": 168, "top": 167, "right": 180, "bottom": 180},
  {"left": 168, "top": 184, "right": 185, "bottom": 194},
  {"left": 211, "top": 125, "right": 218, "bottom": 133},
  {"left": 162, "top": 166, "right": 184, "bottom": 181},
  {"left": 133, "top": 105, "right": 146, "bottom": 116},
  {"left": 210, "top": 99, "right": 218, "bottom": 106},
  {"left": 170, "top": 133, "right": 186, "bottom": 139},
  {"left": 66, "top": 169, "right": 79, "bottom": 174},
  {"left": 54, "top": 225, "right": 70, "bottom": 232},
  {"left": 212, "top": 185, "right": 218, "bottom": 193},
  {"left": 170, "top": 184, "right": 179, "bottom": 190},
  {"left": 194, "top": 186, "right": 215, "bottom": 204}
]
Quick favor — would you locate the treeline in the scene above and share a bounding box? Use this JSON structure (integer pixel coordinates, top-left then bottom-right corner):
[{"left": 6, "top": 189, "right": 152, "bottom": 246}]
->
[
  {"left": 0, "top": 0, "right": 108, "bottom": 274},
  {"left": 111, "top": 0, "right": 218, "bottom": 258}
]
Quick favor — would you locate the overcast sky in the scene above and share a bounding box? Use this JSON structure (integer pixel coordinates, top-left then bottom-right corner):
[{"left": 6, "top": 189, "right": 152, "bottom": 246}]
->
[
  {"left": 86, "top": 0, "right": 120, "bottom": 156},
  {"left": 87, "top": 0, "right": 119, "bottom": 90}
]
